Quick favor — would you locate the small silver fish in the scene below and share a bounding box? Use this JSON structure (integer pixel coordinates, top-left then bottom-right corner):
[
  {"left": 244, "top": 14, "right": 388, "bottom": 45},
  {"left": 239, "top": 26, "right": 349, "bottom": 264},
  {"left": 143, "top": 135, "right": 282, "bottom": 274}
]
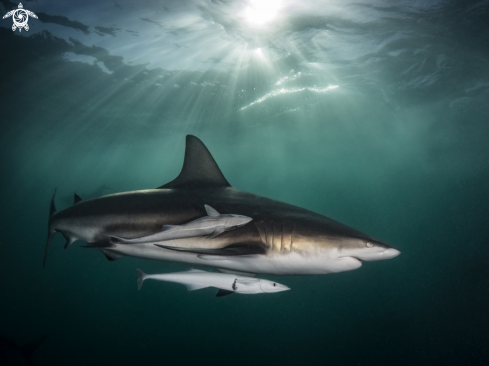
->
[
  {"left": 137, "top": 268, "right": 290, "bottom": 296},
  {"left": 110, "top": 205, "right": 252, "bottom": 244}
]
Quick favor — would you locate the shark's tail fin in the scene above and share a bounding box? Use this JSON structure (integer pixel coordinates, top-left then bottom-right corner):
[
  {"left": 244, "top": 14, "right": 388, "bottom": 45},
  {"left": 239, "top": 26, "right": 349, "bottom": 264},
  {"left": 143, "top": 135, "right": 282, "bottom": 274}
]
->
[
  {"left": 137, "top": 269, "right": 147, "bottom": 290},
  {"left": 44, "top": 189, "right": 57, "bottom": 268}
]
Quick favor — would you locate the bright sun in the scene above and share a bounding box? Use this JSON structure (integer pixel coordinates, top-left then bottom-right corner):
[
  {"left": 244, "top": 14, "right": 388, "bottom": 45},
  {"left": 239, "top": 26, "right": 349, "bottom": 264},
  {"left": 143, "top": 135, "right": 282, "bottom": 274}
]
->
[{"left": 244, "top": 0, "right": 281, "bottom": 27}]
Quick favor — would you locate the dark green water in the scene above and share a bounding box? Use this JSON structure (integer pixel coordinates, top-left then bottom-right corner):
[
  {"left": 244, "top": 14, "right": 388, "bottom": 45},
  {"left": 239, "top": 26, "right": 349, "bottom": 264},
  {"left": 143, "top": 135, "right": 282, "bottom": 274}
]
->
[{"left": 1, "top": 0, "right": 488, "bottom": 365}]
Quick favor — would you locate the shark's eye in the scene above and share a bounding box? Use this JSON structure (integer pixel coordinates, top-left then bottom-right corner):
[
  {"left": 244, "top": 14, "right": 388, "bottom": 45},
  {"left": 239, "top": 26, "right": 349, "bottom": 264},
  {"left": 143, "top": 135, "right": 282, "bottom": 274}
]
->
[
  {"left": 273, "top": 283, "right": 276, "bottom": 286},
  {"left": 366, "top": 242, "right": 373, "bottom": 248}
]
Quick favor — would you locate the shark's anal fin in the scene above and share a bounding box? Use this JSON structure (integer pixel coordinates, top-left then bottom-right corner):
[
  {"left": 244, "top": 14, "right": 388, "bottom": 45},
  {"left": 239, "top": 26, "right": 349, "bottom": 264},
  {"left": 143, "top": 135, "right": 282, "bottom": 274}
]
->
[
  {"left": 158, "top": 135, "right": 231, "bottom": 189},
  {"left": 216, "top": 289, "right": 234, "bottom": 297}
]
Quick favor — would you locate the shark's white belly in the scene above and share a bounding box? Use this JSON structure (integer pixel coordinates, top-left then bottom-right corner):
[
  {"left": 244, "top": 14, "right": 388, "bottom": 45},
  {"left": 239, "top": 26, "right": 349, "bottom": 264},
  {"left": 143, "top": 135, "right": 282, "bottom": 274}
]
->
[{"left": 105, "top": 243, "right": 362, "bottom": 275}]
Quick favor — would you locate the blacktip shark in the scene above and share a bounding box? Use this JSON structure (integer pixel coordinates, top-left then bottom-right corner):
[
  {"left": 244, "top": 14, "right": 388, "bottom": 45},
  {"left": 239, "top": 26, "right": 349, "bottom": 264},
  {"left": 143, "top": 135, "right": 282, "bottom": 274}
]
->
[
  {"left": 137, "top": 268, "right": 289, "bottom": 296},
  {"left": 45, "top": 135, "right": 400, "bottom": 275},
  {"left": 110, "top": 204, "right": 252, "bottom": 244}
]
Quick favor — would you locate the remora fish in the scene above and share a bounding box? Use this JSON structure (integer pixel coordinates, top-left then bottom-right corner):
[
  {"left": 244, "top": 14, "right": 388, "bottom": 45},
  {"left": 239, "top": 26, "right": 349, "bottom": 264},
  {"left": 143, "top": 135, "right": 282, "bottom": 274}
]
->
[
  {"left": 137, "top": 268, "right": 290, "bottom": 296},
  {"left": 110, "top": 204, "right": 252, "bottom": 244},
  {"left": 45, "top": 135, "right": 400, "bottom": 275}
]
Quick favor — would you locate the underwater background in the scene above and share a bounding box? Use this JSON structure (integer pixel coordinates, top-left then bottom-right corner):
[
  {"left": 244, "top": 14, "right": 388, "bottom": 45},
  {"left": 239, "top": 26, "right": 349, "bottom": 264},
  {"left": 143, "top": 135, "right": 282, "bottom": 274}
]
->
[{"left": 1, "top": 0, "right": 488, "bottom": 365}]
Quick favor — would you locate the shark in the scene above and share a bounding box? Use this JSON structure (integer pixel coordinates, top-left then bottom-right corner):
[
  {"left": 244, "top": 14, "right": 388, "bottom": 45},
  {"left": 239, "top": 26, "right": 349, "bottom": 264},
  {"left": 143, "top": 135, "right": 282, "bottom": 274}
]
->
[
  {"left": 137, "top": 268, "right": 289, "bottom": 296},
  {"left": 45, "top": 135, "right": 400, "bottom": 275},
  {"left": 110, "top": 204, "right": 252, "bottom": 244}
]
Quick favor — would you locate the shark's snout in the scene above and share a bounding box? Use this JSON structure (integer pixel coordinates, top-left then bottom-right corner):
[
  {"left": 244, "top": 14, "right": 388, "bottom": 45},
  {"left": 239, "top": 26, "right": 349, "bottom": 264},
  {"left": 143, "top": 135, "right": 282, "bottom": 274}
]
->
[
  {"left": 339, "top": 238, "right": 401, "bottom": 263},
  {"left": 381, "top": 248, "right": 401, "bottom": 259}
]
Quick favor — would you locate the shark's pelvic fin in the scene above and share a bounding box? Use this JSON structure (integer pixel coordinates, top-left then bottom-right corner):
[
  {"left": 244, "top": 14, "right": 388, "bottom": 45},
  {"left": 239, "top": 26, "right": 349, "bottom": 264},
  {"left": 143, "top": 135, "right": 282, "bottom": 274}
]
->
[
  {"left": 63, "top": 235, "right": 76, "bottom": 249},
  {"left": 205, "top": 204, "right": 220, "bottom": 217},
  {"left": 158, "top": 135, "right": 231, "bottom": 189},
  {"left": 154, "top": 243, "right": 264, "bottom": 256}
]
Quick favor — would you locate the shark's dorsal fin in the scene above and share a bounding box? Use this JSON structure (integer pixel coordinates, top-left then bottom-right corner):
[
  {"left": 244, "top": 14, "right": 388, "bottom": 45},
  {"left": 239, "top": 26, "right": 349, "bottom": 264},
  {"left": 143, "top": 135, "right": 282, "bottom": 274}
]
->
[{"left": 158, "top": 135, "right": 230, "bottom": 189}]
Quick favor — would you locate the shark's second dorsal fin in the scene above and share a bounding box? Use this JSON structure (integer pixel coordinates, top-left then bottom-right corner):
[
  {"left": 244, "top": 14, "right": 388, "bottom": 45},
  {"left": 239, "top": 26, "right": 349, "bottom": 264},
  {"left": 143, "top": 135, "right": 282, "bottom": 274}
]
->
[
  {"left": 74, "top": 193, "right": 82, "bottom": 204},
  {"left": 158, "top": 135, "right": 230, "bottom": 189}
]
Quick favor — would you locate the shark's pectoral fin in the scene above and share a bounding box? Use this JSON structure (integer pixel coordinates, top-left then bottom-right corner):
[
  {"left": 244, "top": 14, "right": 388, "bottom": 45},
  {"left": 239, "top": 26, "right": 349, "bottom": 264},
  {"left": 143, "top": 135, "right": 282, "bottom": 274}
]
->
[
  {"left": 154, "top": 244, "right": 229, "bottom": 256},
  {"left": 216, "top": 289, "right": 234, "bottom": 297},
  {"left": 204, "top": 205, "right": 220, "bottom": 217},
  {"left": 154, "top": 243, "right": 265, "bottom": 257},
  {"left": 184, "top": 283, "right": 209, "bottom": 291},
  {"left": 207, "top": 228, "right": 225, "bottom": 239}
]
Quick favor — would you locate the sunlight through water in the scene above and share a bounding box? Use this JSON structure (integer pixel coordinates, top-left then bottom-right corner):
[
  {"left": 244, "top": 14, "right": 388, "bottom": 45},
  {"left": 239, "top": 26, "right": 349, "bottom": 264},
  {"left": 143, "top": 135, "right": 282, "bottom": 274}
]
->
[
  {"left": 239, "top": 85, "right": 339, "bottom": 111},
  {"left": 243, "top": 0, "right": 282, "bottom": 27}
]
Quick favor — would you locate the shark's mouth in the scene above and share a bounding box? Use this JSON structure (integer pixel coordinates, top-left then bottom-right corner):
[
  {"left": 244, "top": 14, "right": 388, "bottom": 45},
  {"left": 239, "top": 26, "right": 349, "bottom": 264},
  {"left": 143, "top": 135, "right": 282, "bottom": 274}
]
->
[{"left": 339, "top": 256, "right": 364, "bottom": 263}]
